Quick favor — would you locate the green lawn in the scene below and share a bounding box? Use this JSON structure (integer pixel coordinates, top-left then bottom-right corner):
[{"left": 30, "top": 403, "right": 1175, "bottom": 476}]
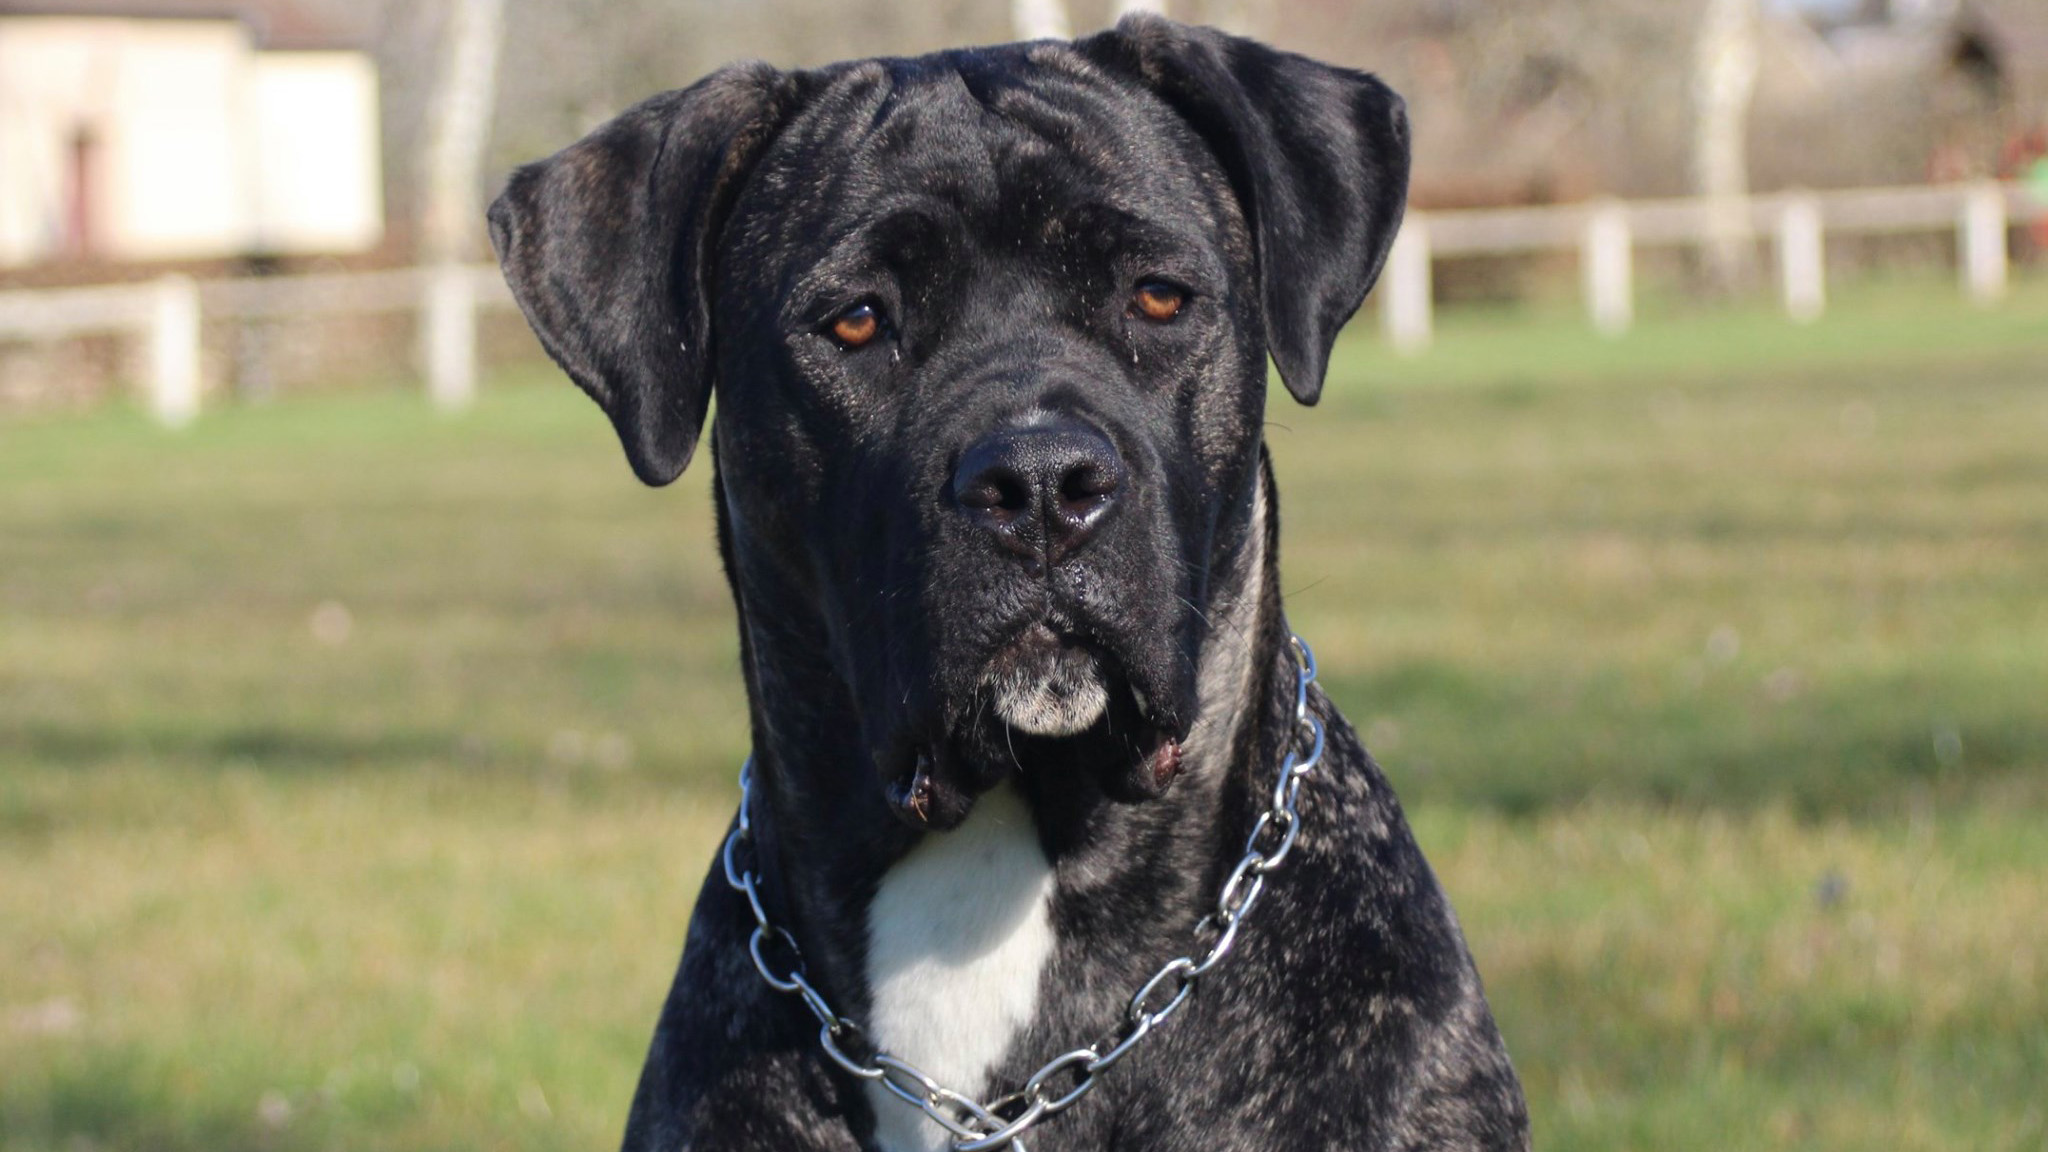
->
[{"left": 4, "top": 276, "right": 2046, "bottom": 1151}]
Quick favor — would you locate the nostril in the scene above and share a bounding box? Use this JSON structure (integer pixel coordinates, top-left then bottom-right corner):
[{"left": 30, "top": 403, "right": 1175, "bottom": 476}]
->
[
  {"left": 1056, "top": 460, "right": 1120, "bottom": 517},
  {"left": 1060, "top": 460, "right": 1119, "bottom": 501},
  {"left": 956, "top": 467, "right": 1031, "bottom": 522}
]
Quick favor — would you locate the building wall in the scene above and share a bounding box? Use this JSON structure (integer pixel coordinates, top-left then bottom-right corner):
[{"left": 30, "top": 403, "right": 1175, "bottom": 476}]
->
[
  {"left": 248, "top": 52, "right": 383, "bottom": 254},
  {"left": 0, "top": 15, "right": 381, "bottom": 269}
]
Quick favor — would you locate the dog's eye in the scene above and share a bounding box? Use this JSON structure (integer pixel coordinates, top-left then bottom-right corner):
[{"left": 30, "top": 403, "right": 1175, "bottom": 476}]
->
[
  {"left": 1130, "top": 281, "right": 1186, "bottom": 323},
  {"left": 829, "top": 303, "right": 883, "bottom": 349}
]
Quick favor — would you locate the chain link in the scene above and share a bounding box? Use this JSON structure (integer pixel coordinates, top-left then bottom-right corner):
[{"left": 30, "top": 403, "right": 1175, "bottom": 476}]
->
[{"left": 721, "top": 634, "right": 1327, "bottom": 1150}]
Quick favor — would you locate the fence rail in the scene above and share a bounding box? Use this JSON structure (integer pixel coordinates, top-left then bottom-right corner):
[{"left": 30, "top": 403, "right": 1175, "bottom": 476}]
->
[
  {"left": 1381, "top": 178, "right": 2034, "bottom": 352},
  {"left": 0, "top": 264, "right": 515, "bottom": 424},
  {"left": 0, "top": 180, "right": 2038, "bottom": 424}
]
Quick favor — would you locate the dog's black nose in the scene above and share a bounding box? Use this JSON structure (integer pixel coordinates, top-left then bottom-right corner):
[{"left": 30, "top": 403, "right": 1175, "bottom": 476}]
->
[{"left": 952, "top": 421, "right": 1123, "bottom": 567}]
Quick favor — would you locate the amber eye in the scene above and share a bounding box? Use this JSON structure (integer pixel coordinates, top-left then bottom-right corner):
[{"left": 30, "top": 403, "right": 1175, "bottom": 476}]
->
[
  {"left": 830, "top": 303, "right": 882, "bottom": 349},
  {"left": 1131, "top": 281, "right": 1186, "bottom": 323}
]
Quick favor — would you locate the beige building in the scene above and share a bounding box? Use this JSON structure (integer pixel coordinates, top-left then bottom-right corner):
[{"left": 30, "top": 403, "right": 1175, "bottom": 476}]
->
[{"left": 0, "top": 2, "right": 382, "bottom": 269}]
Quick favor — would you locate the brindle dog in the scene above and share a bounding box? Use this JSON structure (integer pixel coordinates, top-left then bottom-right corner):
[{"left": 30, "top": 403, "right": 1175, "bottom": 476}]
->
[{"left": 490, "top": 14, "right": 1529, "bottom": 1152}]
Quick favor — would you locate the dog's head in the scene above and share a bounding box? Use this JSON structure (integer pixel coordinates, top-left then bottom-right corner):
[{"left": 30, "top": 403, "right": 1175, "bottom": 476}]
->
[{"left": 490, "top": 17, "right": 1407, "bottom": 827}]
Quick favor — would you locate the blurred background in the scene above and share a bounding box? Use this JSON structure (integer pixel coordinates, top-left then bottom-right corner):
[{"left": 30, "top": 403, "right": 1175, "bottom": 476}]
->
[{"left": 2, "top": 1, "right": 2045, "bottom": 1150}]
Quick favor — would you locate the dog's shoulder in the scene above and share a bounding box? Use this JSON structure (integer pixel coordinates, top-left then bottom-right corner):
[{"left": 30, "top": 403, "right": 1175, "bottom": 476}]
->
[
  {"left": 1273, "top": 699, "right": 1480, "bottom": 1000},
  {"left": 1194, "top": 700, "right": 1531, "bottom": 1148},
  {"left": 620, "top": 865, "right": 863, "bottom": 1151}
]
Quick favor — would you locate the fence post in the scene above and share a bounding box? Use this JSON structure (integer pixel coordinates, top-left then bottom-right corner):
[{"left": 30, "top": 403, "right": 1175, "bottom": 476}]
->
[
  {"left": 1777, "top": 193, "right": 1825, "bottom": 324},
  {"left": 1960, "top": 181, "right": 2008, "bottom": 305},
  {"left": 1582, "top": 200, "right": 1633, "bottom": 337},
  {"left": 148, "top": 275, "right": 202, "bottom": 427},
  {"left": 423, "top": 263, "right": 477, "bottom": 410},
  {"left": 1380, "top": 216, "right": 1433, "bottom": 355}
]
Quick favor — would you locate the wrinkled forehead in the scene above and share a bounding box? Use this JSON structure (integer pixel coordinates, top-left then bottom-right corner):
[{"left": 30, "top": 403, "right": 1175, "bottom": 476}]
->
[{"left": 735, "top": 48, "right": 1236, "bottom": 261}]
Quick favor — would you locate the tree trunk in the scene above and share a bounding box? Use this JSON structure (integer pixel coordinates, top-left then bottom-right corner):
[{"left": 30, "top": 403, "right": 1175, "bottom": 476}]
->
[
  {"left": 1692, "top": 0, "right": 1759, "bottom": 293},
  {"left": 1012, "top": 0, "right": 1071, "bottom": 40},
  {"left": 421, "top": 0, "right": 507, "bottom": 265},
  {"left": 1199, "top": 0, "right": 1274, "bottom": 38}
]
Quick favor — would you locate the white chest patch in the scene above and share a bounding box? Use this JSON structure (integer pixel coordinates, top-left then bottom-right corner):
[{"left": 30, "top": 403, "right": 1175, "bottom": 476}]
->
[{"left": 864, "top": 782, "right": 1056, "bottom": 1152}]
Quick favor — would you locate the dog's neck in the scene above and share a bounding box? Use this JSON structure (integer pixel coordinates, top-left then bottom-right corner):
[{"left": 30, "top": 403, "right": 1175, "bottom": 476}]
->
[{"left": 715, "top": 456, "right": 1289, "bottom": 1020}]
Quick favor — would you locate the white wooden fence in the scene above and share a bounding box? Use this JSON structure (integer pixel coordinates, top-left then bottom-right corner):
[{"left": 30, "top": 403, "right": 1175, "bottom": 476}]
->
[
  {"left": 0, "top": 263, "right": 514, "bottom": 425},
  {"left": 0, "top": 181, "right": 2036, "bottom": 425},
  {"left": 1378, "top": 178, "right": 2034, "bottom": 354}
]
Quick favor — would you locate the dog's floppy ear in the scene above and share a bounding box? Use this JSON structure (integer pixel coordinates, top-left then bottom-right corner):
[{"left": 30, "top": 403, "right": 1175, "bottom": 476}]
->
[
  {"left": 488, "top": 64, "right": 795, "bottom": 485},
  {"left": 1081, "top": 16, "right": 1410, "bottom": 406}
]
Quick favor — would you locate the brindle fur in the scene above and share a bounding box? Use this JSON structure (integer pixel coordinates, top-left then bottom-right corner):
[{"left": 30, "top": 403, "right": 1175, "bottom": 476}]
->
[{"left": 490, "top": 15, "right": 1530, "bottom": 1150}]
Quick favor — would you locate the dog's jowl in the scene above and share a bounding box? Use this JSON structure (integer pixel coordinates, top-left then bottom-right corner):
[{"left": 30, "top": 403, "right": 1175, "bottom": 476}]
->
[{"left": 491, "top": 15, "right": 1529, "bottom": 1151}]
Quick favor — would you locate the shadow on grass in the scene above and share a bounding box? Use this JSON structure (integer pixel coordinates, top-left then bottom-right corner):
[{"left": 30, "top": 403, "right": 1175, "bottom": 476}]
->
[
  {"left": 6, "top": 670, "right": 2039, "bottom": 824},
  {"left": 1494, "top": 951, "right": 2048, "bottom": 1150},
  {"left": 1325, "top": 662, "right": 2048, "bottom": 819},
  {"left": 4, "top": 1049, "right": 311, "bottom": 1152},
  {"left": 0, "top": 1043, "right": 568, "bottom": 1152},
  {"left": 1, "top": 722, "right": 460, "bottom": 776}
]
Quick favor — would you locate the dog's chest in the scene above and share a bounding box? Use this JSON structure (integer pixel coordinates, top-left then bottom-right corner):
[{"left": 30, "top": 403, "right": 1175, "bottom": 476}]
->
[{"left": 864, "top": 782, "right": 1056, "bottom": 1152}]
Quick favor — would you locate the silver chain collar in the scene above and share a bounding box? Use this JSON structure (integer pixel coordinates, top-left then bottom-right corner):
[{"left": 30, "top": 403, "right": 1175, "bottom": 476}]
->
[{"left": 720, "top": 634, "right": 1326, "bottom": 1151}]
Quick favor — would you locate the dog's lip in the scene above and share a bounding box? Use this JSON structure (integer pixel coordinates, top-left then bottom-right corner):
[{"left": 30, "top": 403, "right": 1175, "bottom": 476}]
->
[
  {"left": 875, "top": 613, "right": 1192, "bottom": 828},
  {"left": 1098, "top": 678, "right": 1186, "bottom": 797},
  {"left": 1006, "top": 617, "right": 1093, "bottom": 658},
  {"left": 994, "top": 622, "right": 1182, "bottom": 735},
  {"left": 882, "top": 745, "right": 979, "bottom": 831},
  {"left": 989, "top": 666, "right": 1189, "bottom": 801},
  {"left": 1005, "top": 613, "right": 1187, "bottom": 728},
  {"left": 877, "top": 669, "right": 1188, "bottom": 829}
]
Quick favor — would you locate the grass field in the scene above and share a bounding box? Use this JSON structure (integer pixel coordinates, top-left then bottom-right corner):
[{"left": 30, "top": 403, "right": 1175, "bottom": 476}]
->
[{"left": 4, "top": 277, "right": 2046, "bottom": 1151}]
